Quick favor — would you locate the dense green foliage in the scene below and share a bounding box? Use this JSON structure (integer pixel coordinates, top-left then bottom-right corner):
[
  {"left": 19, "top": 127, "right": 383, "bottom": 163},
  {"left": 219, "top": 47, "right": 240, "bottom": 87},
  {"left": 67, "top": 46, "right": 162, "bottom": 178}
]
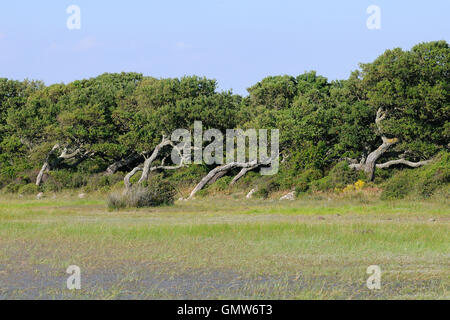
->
[
  {"left": 381, "top": 152, "right": 450, "bottom": 200},
  {"left": 0, "top": 41, "right": 448, "bottom": 201}
]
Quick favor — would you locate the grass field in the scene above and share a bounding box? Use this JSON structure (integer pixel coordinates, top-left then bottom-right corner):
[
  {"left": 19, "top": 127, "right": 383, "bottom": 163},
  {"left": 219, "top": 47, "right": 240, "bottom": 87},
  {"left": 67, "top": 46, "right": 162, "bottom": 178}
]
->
[{"left": 0, "top": 193, "right": 448, "bottom": 300}]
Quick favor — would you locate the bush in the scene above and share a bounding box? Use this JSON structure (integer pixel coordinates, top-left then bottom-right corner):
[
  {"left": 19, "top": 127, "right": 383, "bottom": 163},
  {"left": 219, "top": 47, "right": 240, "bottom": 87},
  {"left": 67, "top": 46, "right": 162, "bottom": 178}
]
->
[
  {"left": 84, "top": 173, "right": 124, "bottom": 192},
  {"left": 1, "top": 174, "right": 32, "bottom": 194},
  {"left": 42, "top": 170, "right": 88, "bottom": 192},
  {"left": 107, "top": 192, "right": 127, "bottom": 209},
  {"left": 18, "top": 183, "right": 40, "bottom": 195},
  {"left": 295, "top": 168, "right": 323, "bottom": 195},
  {"left": 311, "top": 161, "right": 359, "bottom": 191},
  {"left": 295, "top": 182, "right": 309, "bottom": 195},
  {"left": 167, "top": 164, "right": 210, "bottom": 187},
  {"left": 229, "top": 170, "right": 259, "bottom": 189},
  {"left": 380, "top": 172, "right": 411, "bottom": 200},
  {"left": 107, "top": 178, "right": 176, "bottom": 209},
  {"left": 254, "top": 179, "right": 280, "bottom": 199},
  {"left": 210, "top": 176, "right": 233, "bottom": 192},
  {"left": 381, "top": 152, "right": 450, "bottom": 200},
  {"left": 3, "top": 183, "right": 21, "bottom": 194}
]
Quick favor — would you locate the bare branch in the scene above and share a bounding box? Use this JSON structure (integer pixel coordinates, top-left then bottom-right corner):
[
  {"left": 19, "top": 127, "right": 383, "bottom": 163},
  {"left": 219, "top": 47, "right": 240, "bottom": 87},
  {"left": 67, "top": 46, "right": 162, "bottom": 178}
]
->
[
  {"left": 356, "top": 108, "right": 400, "bottom": 180},
  {"left": 150, "top": 142, "right": 188, "bottom": 171},
  {"left": 349, "top": 163, "right": 363, "bottom": 170},
  {"left": 59, "top": 148, "right": 83, "bottom": 160},
  {"left": 187, "top": 160, "right": 259, "bottom": 200},
  {"left": 209, "top": 171, "right": 227, "bottom": 185},
  {"left": 137, "top": 136, "right": 173, "bottom": 184},
  {"left": 187, "top": 155, "right": 277, "bottom": 200},
  {"left": 106, "top": 153, "right": 143, "bottom": 175},
  {"left": 376, "top": 158, "right": 432, "bottom": 169},
  {"left": 229, "top": 164, "right": 260, "bottom": 186},
  {"left": 124, "top": 167, "right": 143, "bottom": 190},
  {"left": 124, "top": 136, "right": 190, "bottom": 189}
]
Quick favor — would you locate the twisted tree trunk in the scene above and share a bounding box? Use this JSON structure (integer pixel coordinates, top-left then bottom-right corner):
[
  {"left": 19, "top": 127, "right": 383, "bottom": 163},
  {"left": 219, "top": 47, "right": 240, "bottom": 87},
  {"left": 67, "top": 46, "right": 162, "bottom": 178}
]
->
[
  {"left": 187, "top": 160, "right": 258, "bottom": 199},
  {"left": 124, "top": 167, "right": 143, "bottom": 190},
  {"left": 357, "top": 136, "right": 399, "bottom": 180},
  {"left": 137, "top": 136, "right": 173, "bottom": 184},
  {"left": 106, "top": 153, "right": 143, "bottom": 175},
  {"left": 36, "top": 145, "right": 92, "bottom": 186},
  {"left": 348, "top": 108, "right": 431, "bottom": 179},
  {"left": 229, "top": 164, "right": 260, "bottom": 185},
  {"left": 124, "top": 136, "right": 188, "bottom": 191},
  {"left": 36, "top": 144, "right": 60, "bottom": 186}
]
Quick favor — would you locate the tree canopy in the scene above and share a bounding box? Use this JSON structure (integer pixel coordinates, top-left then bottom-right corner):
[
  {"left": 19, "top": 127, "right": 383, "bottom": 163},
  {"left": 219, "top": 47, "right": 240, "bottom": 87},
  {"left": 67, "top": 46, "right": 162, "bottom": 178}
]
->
[{"left": 0, "top": 41, "right": 448, "bottom": 193}]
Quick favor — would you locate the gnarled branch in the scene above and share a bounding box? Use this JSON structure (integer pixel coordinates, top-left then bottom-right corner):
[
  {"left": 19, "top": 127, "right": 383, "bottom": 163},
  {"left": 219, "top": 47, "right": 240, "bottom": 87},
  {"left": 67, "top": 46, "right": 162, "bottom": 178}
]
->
[
  {"left": 36, "top": 144, "right": 60, "bottom": 186},
  {"left": 124, "top": 137, "right": 189, "bottom": 190},
  {"left": 187, "top": 155, "right": 276, "bottom": 199},
  {"left": 187, "top": 160, "right": 259, "bottom": 200},
  {"left": 229, "top": 164, "right": 260, "bottom": 186},
  {"left": 59, "top": 147, "right": 83, "bottom": 160},
  {"left": 348, "top": 107, "right": 401, "bottom": 180},
  {"left": 124, "top": 167, "right": 143, "bottom": 190},
  {"left": 137, "top": 136, "right": 174, "bottom": 184},
  {"left": 376, "top": 158, "right": 432, "bottom": 169},
  {"left": 106, "top": 153, "right": 143, "bottom": 175}
]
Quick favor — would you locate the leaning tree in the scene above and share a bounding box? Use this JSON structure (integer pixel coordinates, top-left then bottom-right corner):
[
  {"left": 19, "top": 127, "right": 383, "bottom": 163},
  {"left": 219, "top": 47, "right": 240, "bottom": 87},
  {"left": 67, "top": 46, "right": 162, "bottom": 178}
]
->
[
  {"left": 117, "top": 76, "right": 245, "bottom": 192},
  {"left": 33, "top": 73, "right": 143, "bottom": 185},
  {"left": 345, "top": 41, "right": 449, "bottom": 180}
]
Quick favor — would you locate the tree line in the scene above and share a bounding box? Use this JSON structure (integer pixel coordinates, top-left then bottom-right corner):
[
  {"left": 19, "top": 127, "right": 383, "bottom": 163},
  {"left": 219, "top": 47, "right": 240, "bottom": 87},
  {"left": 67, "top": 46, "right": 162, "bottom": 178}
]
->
[{"left": 0, "top": 40, "right": 448, "bottom": 194}]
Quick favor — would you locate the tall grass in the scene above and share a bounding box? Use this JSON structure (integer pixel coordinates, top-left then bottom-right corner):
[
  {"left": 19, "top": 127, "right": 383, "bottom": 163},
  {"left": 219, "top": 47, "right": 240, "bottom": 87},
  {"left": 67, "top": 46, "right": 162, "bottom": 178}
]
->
[{"left": 107, "top": 184, "right": 175, "bottom": 210}]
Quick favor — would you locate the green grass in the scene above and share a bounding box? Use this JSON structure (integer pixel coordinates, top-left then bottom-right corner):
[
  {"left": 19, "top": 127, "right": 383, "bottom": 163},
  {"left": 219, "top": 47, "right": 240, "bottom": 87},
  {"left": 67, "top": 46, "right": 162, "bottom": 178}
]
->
[{"left": 0, "top": 193, "right": 448, "bottom": 299}]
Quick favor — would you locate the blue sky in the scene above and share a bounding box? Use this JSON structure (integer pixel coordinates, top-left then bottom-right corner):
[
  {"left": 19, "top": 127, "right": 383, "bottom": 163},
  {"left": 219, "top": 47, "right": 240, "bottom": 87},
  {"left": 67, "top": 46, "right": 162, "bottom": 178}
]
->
[{"left": 0, "top": 1, "right": 448, "bottom": 95}]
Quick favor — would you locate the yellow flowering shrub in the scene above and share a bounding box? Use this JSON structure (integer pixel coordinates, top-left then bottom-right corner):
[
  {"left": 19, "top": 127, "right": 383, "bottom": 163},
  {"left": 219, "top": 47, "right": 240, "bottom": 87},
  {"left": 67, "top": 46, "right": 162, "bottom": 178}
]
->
[
  {"left": 342, "top": 185, "right": 355, "bottom": 193},
  {"left": 341, "top": 180, "right": 366, "bottom": 193},
  {"left": 354, "top": 180, "right": 365, "bottom": 190}
]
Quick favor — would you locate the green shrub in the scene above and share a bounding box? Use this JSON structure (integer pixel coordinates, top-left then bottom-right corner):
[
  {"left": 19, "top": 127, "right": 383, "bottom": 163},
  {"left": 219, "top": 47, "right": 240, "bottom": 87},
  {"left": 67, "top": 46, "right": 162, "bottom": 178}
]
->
[
  {"left": 167, "top": 164, "right": 209, "bottom": 187},
  {"left": 295, "top": 182, "right": 309, "bottom": 195},
  {"left": 380, "top": 172, "right": 411, "bottom": 200},
  {"left": 84, "top": 173, "right": 124, "bottom": 192},
  {"left": 311, "top": 162, "right": 359, "bottom": 191},
  {"left": 42, "top": 171, "right": 66, "bottom": 192},
  {"left": 210, "top": 176, "right": 233, "bottom": 192},
  {"left": 41, "top": 170, "right": 89, "bottom": 192},
  {"left": 195, "top": 188, "right": 209, "bottom": 198},
  {"left": 42, "top": 170, "right": 72, "bottom": 192},
  {"left": 1, "top": 173, "right": 32, "bottom": 194},
  {"left": 3, "top": 183, "right": 21, "bottom": 194},
  {"left": 418, "top": 163, "right": 449, "bottom": 198},
  {"left": 18, "top": 184, "right": 40, "bottom": 195},
  {"left": 381, "top": 152, "right": 450, "bottom": 200},
  {"left": 71, "top": 172, "right": 87, "bottom": 189},
  {"left": 295, "top": 168, "right": 323, "bottom": 195},
  {"left": 229, "top": 170, "right": 259, "bottom": 189},
  {"left": 373, "top": 168, "right": 396, "bottom": 184},
  {"left": 254, "top": 179, "right": 280, "bottom": 199}
]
